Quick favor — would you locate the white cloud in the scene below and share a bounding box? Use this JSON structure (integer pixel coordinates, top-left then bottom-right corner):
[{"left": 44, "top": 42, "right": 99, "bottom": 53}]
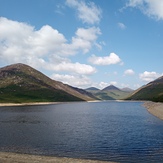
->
[
  {"left": 139, "top": 71, "right": 162, "bottom": 82},
  {"left": 0, "top": 17, "right": 99, "bottom": 75},
  {"left": 118, "top": 22, "right": 126, "bottom": 29},
  {"left": 93, "top": 81, "right": 118, "bottom": 89},
  {"left": 71, "top": 27, "right": 101, "bottom": 54},
  {"left": 110, "top": 81, "right": 118, "bottom": 86},
  {"left": 75, "top": 27, "right": 101, "bottom": 42},
  {"left": 88, "top": 53, "right": 122, "bottom": 65},
  {"left": 126, "top": 0, "right": 163, "bottom": 20},
  {"left": 51, "top": 74, "right": 92, "bottom": 88},
  {"left": 98, "top": 82, "right": 109, "bottom": 89},
  {"left": 66, "top": 0, "right": 102, "bottom": 24},
  {"left": 46, "top": 62, "right": 96, "bottom": 75},
  {"left": 0, "top": 17, "right": 67, "bottom": 64},
  {"left": 124, "top": 69, "right": 135, "bottom": 75}
]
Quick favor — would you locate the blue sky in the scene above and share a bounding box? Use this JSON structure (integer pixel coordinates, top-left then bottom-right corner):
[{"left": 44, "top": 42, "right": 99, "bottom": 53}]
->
[{"left": 0, "top": 0, "right": 163, "bottom": 89}]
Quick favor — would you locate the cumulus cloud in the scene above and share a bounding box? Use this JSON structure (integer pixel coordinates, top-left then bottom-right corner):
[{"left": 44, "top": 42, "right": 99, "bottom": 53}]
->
[
  {"left": 139, "top": 71, "right": 162, "bottom": 82},
  {"left": 124, "top": 69, "right": 135, "bottom": 75},
  {"left": 66, "top": 0, "right": 102, "bottom": 24},
  {"left": 88, "top": 53, "right": 122, "bottom": 65},
  {"left": 126, "top": 0, "right": 163, "bottom": 20},
  {"left": 118, "top": 22, "right": 126, "bottom": 29},
  {"left": 0, "top": 17, "right": 99, "bottom": 75},
  {"left": 110, "top": 81, "right": 118, "bottom": 86},
  {"left": 98, "top": 82, "right": 109, "bottom": 89},
  {"left": 71, "top": 27, "right": 101, "bottom": 54},
  {"left": 51, "top": 74, "right": 92, "bottom": 88},
  {"left": 97, "top": 81, "right": 118, "bottom": 89},
  {"left": 46, "top": 61, "right": 96, "bottom": 75}
]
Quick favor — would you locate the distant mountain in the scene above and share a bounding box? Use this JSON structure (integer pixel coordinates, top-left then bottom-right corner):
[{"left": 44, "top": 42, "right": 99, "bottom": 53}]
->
[
  {"left": 85, "top": 85, "right": 132, "bottom": 100},
  {"left": 70, "top": 86, "right": 99, "bottom": 100},
  {"left": 102, "top": 85, "right": 120, "bottom": 91},
  {"left": 85, "top": 87, "right": 100, "bottom": 91},
  {"left": 126, "top": 76, "right": 163, "bottom": 102},
  {"left": 121, "top": 87, "right": 134, "bottom": 92},
  {"left": 0, "top": 63, "right": 96, "bottom": 103}
]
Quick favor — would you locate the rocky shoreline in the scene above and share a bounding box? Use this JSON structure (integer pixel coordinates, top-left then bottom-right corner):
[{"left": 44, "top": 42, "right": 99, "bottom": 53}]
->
[{"left": 143, "top": 101, "right": 163, "bottom": 120}]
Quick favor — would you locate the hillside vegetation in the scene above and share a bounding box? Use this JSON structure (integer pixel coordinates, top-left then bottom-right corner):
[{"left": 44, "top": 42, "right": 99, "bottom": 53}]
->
[{"left": 0, "top": 63, "right": 96, "bottom": 103}]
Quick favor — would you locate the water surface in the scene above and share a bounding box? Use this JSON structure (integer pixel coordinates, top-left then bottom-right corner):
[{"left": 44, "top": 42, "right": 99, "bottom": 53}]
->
[{"left": 0, "top": 101, "right": 163, "bottom": 163}]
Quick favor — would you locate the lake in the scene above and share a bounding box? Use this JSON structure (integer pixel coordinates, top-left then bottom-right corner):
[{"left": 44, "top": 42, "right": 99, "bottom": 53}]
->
[{"left": 0, "top": 101, "right": 163, "bottom": 163}]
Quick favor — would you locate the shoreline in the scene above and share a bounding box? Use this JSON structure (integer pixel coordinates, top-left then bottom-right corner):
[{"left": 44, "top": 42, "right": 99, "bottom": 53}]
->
[
  {"left": 143, "top": 101, "right": 163, "bottom": 120},
  {"left": 0, "top": 152, "right": 116, "bottom": 163},
  {"left": 0, "top": 100, "right": 147, "bottom": 107},
  {"left": 0, "top": 101, "right": 95, "bottom": 107},
  {"left": 0, "top": 102, "right": 61, "bottom": 107}
]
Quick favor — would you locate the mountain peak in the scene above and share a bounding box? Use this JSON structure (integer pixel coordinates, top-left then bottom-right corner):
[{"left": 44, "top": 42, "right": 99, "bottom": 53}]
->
[
  {"left": 102, "top": 85, "right": 120, "bottom": 91},
  {"left": 1, "top": 63, "right": 30, "bottom": 70}
]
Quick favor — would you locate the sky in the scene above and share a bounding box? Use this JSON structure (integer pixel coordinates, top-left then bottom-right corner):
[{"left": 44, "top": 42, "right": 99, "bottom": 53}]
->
[{"left": 0, "top": 0, "right": 163, "bottom": 90}]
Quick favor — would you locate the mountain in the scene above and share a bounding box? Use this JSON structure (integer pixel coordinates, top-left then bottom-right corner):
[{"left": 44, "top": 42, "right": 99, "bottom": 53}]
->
[
  {"left": 0, "top": 63, "right": 96, "bottom": 103},
  {"left": 85, "top": 87, "right": 100, "bottom": 91},
  {"left": 126, "top": 76, "right": 163, "bottom": 102},
  {"left": 86, "top": 85, "right": 133, "bottom": 100},
  {"left": 102, "top": 85, "right": 120, "bottom": 91},
  {"left": 69, "top": 86, "right": 98, "bottom": 100}
]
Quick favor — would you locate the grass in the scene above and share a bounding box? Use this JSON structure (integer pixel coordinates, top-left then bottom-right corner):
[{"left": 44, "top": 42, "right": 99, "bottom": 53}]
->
[{"left": 0, "top": 84, "right": 84, "bottom": 103}]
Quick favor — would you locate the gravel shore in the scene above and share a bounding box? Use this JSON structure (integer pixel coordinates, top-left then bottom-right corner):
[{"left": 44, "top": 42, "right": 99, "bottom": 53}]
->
[
  {"left": 0, "top": 102, "right": 61, "bottom": 107},
  {"left": 143, "top": 101, "right": 163, "bottom": 120},
  {"left": 0, "top": 152, "right": 116, "bottom": 163}
]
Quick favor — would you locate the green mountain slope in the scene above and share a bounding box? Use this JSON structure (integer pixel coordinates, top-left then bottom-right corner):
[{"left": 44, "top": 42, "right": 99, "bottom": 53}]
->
[
  {"left": 126, "top": 76, "right": 163, "bottom": 102},
  {"left": 0, "top": 63, "right": 96, "bottom": 103}
]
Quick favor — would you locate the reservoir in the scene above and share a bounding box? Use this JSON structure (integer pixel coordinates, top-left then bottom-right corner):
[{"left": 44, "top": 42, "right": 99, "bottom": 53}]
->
[{"left": 0, "top": 101, "right": 163, "bottom": 163}]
